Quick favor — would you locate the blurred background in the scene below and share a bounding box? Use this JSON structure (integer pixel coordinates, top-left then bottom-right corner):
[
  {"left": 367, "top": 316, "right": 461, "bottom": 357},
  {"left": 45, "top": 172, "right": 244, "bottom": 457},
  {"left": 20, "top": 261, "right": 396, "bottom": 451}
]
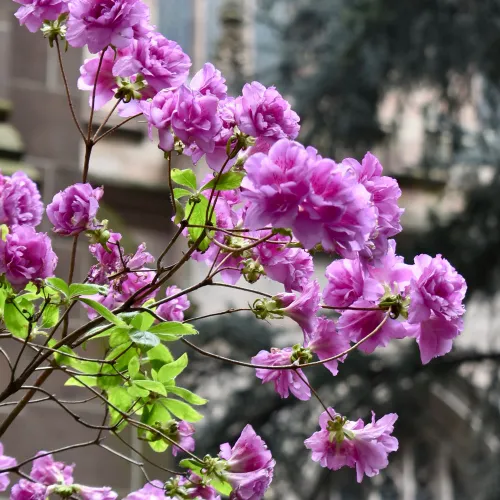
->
[{"left": 2, "top": 0, "right": 500, "bottom": 498}]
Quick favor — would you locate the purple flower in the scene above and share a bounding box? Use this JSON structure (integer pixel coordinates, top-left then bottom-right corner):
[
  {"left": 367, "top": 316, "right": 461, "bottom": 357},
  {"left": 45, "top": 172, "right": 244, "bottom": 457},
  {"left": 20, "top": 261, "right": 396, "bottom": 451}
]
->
[
  {"left": 219, "top": 424, "right": 275, "bottom": 500},
  {"left": 14, "top": 0, "right": 69, "bottom": 33},
  {"left": 113, "top": 32, "right": 191, "bottom": 92},
  {"left": 84, "top": 270, "right": 157, "bottom": 319},
  {"left": 202, "top": 97, "right": 238, "bottom": 171},
  {"left": 47, "top": 183, "right": 103, "bottom": 236},
  {"left": 0, "top": 443, "right": 16, "bottom": 492},
  {"left": 253, "top": 232, "right": 313, "bottom": 292},
  {"left": 10, "top": 480, "right": 47, "bottom": 500},
  {"left": 77, "top": 485, "right": 118, "bottom": 500},
  {"left": 0, "top": 172, "right": 43, "bottom": 228},
  {"left": 171, "top": 85, "right": 222, "bottom": 154},
  {"left": 171, "top": 420, "right": 196, "bottom": 457},
  {"left": 241, "top": 139, "right": 310, "bottom": 230},
  {"left": 157, "top": 286, "right": 190, "bottom": 322},
  {"left": 141, "top": 89, "right": 178, "bottom": 152},
  {"left": 0, "top": 226, "right": 57, "bottom": 290},
  {"left": 124, "top": 480, "right": 165, "bottom": 500},
  {"left": 235, "top": 82, "right": 300, "bottom": 147},
  {"left": 362, "top": 240, "right": 413, "bottom": 302},
  {"left": 323, "top": 258, "right": 365, "bottom": 308},
  {"left": 191, "top": 63, "right": 228, "bottom": 100},
  {"left": 274, "top": 280, "right": 321, "bottom": 339},
  {"left": 31, "top": 452, "right": 74, "bottom": 485},
  {"left": 78, "top": 47, "right": 119, "bottom": 110},
  {"left": 408, "top": 254, "right": 466, "bottom": 324},
  {"left": 343, "top": 153, "right": 403, "bottom": 261},
  {"left": 252, "top": 347, "right": 311, "bottom": 401},
  {"left": 292, "top": 158, "right": 376, "bottom": 257},
  {"left": 66, "top": 0, "right": 152, "bottom": 54},
  {"left": 337, "top": 299, "right": 407, "bottom": 354},
  {"left": 405, "top": 254, "right": 466, "bottom": 363},
  {"left": 182, "top": 473, "right": 220, "bottom": 500},
  {"left": 306, "top": 317, "right": 350, "bottom": 376},
  {"left": 304, "top": 408, "right": 398, "bottom": 483},
  {"left": 409, "top": 316, "right": 464, "bottom": 364}
]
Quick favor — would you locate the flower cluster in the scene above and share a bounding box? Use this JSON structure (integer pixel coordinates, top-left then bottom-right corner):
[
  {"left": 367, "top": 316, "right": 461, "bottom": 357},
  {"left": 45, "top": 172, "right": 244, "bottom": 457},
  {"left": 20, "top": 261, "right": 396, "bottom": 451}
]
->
[
  {"left": 8, "top": 1, "right": 471, "bottom": 495},
  {"left": 11, "top": 452, "right": 117, "bottom": 500}
]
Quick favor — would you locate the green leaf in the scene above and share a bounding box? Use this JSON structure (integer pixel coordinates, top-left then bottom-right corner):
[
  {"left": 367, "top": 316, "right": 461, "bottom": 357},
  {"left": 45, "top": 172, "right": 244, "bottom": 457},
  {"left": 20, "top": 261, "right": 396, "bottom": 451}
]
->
[
  {"left": 174, "top": 199, "right": 185, "bottom": 225},
  {"left": 128, "top": 356, "right": 140, "bottom": 379},
  {"left": 171, "top": 168, "right": 197, "bottom": 190},
  {"left": 149, "top": 440, "right": 169, "bottom": 453},
  {"left": 107, "top": 386, "right": 134, "bottom": 426},
  {"left": 163, "top": 398, "right": 203, "bottom": 422},
  {"left": 147, "top": 400, "right": 171, "bottom": 426},
  {"left": 128, "top": 383, "right": 149, "bottom": 398},
  {"left": 110, "top": 327, "right": 132, "bottom": 348},
  {"left": 147, "top": 344, "right": 174, "bottom": 364},
  {"left": 185, "top": 194, "right": 215, "bottom": 252},
  {"left": 130, "top": 312, "right": 155, "bottom": 331},
  {"left": 46, "top": 277, "right": 69, "bottom": 297},
  {"left": 4, "top": 301, "right": 30, "bottom": 338},
  {"left": 167, "top": 386, "right": 207, "bottom": 405},
  {"left": 129, "top": 330, "right": 160, "bottom": 350},
  {"left": 40, "top": 304, "right": 60, "bottom": 329},
  {"left": 69, "top": 283, "right": 108, "bottom": 298},
  {"left": 79, "top": 298, "right": 127, "bottom": 327},
  {"left": 65, "top": 375, "right": 98, "bottom": 387},
  {"left": 135, "top": 380, "right": 167, "bottom": 396},
  {"left": 201, "top": 171, "right": 245, "bottom": 192},
  {"left": 179, "top": 459, "right": 232, "bottom": 496},
  {"left": 158, "top": 353, "right": 188, "bottom": 382},
  {"left": 173, "top": 188, "right": 193, "bottom": 199},
  {"left": 149, "top": 322, "right": 197, "bottom": 336}
]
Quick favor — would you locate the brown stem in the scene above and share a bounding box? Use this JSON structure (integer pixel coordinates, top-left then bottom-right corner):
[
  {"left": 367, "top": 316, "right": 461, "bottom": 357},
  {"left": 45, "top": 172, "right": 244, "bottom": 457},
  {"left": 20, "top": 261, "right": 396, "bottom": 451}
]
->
[
  {"left": 94, "top": 113, "right": 142, "bottom": 143},
  {"left": 55, "top": 38, "right": 86, "bottom": 141}
]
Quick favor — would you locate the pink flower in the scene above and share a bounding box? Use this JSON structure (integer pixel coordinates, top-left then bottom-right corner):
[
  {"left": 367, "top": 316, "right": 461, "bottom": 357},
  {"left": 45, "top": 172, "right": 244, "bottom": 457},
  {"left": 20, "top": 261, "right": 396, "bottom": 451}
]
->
[
  {"left": 408, "top": 254, "right": 466, "bottom": 324},
  {"left": 171, "top": 85, "right": 222, "bottom": 154},
  {"left": 14, "top": 0, "right": 69, "bottom": 33},
  {"left": 219, "top": 424, "right": 275, "bottom": 500},
  {"left": 77, "top": 485, "right": 118, "bottom": 500},
  {"left": 78, "top": 47, "right": 119, "bottom": 110},
  {"left": 30, "top": 452, "right": 74, "bottom": 485},
  {"left": 171, "top": 421, "right": 196, "bottom": 457},
  {"left": 274, "top": 280, "right": 321, "bottom": 339},
  {"left": 323, "top": 257, "right": 365, "bottom": 308},
  {"left": 0, "top": 226, "right": 57, "bottom": 290},
  {"left": 337, "top": 299, "right": 407, "bottom": 354},
  {"left": 306, "top": 317, "right": 350, "bottom": 375},
  {"left": 252, "top": 347, "right": 311, "bottom": 401},
  {"left": 124, "top": 480, "right": 165, "bottom": 500},
  {"left": 140, "top": 89, "right": 178, "bottom": 152},
  {"left": 292, "top": 158, "right": 376, "bottom": 257},
  {"left": 10, "top": 480, "right": 47, "bottom": 500},
  {"left": 182, "top": 473, "right": 220, "bottom": 500},
  {"left": 0, "top": 172, "right": 43, "bottom": 228},
  {"left": 253, "top": 232, "right": 313, "bottom": 292},
  {"left": 0, "top": 443, "right": 16, "bottom": 492},
  {"left": 156, "top": 286, "right": 190, "bottom": 322},
  {"left": 343, "top": 153, "right": 403, "bottom": 261},
  {"left": 113, "top": 32, "right": 191, "bottom": 92},
  {"left": 410, "top": 316, "right": 464, "bottom": 364},
  {"left": 46, "top": 183, "right": 103, "bottom": 236},
  {"left": 191, "top": 63, "right": 227, "bottom": 100},
  {"left": 88, "top": 234, "right": 153, "bottom": 285},
  {"left": 234, "top": 82, "right": 300, "bottom": 146},
  {"left": 362, "top": 240, "right": 413, "bottom": 302},
  {"left": 406, "top": 254, "right": 466, "bottom": 363},
  {"left": 304, "top": 408, "right": 398, "bottom": 483},
  {"left": 66, "top": 0, "right": 152, "bottom": 54},
  {"left": 241, "top": 139, "right": 310, "bottom": 230}
]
